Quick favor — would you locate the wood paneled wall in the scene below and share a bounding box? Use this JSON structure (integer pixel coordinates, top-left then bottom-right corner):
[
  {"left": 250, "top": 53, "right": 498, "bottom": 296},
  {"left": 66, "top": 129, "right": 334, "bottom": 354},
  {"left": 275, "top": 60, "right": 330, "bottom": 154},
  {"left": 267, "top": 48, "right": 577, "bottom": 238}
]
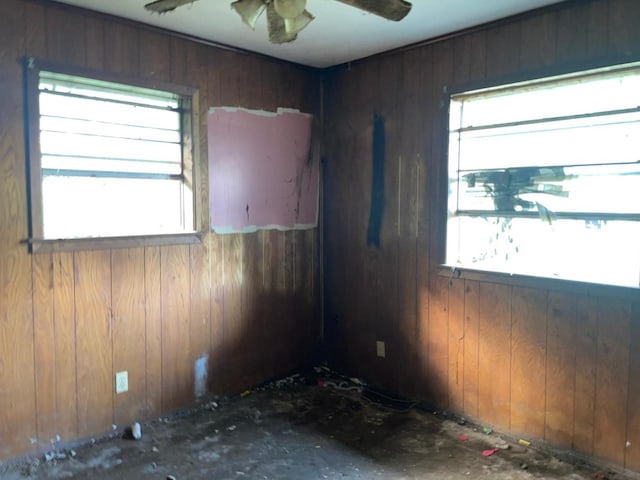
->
[
  {"left": 0, "top": 0, "right": 320, "bottom": 459},
  {"left": 323, "top": 0, "right": 640, "bottom": 472}
]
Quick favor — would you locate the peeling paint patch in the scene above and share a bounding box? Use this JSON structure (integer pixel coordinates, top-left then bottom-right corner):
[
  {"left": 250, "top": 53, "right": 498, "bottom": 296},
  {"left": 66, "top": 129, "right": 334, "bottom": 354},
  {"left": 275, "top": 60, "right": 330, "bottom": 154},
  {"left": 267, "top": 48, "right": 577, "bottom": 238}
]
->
[{"left": 208, "top": 107, "right": 318, "bottom": 234}]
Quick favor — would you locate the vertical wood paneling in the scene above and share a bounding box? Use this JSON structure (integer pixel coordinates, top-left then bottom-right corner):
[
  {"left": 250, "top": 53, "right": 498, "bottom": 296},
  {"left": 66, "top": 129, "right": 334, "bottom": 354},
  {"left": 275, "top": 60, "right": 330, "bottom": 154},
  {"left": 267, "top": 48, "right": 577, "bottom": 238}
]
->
[
  {"left": 209, "top": 234, "right": 225, "bottom": 392},
  {"left": 519, "top": 11, "right": 556, "bottom": 70},
  {"left": 74, "top": 250, "right": 112, "bottom": 437},
  {"left": 144, "top": 247, "right": 163, "bottom": 417},
  {"left": 477, "top": 283, "right": 511, "bottom": 431},
  {"left": 594, "top": 297, "right": 631, "bottom": 465},
  {"left": 160, "top": 245, "right": 192, "bottom": 411},
  {"left": 84, "top": 15, "right": 105, "bottom": 70},
  {"left": 111, "top": 248, "right": 147, "bottom": 425},
  {"left": 608, "top": 0, "right": 640, "bottom": 57},
  {"left": 545, "top": 292, "right": 576, "bottom": 446},
  {"left": 462, "top": 280, "right": 480, "bottom": 419},
  {"left": 573, "top": 295, "right": 598, "bottom": 456},
  {"left": 396, "top": 152, "right": 419, "bottom": 395},
  {"left": 0, "top": 0, "right": 37, "bottom": 459},
  {"left": 104, "top": 23, "right": 139, "bottom": 75},
  {"left": 556, "top": 5, "right": 588, "bottom": 64},
  {"left": 324, "top": 5, "right": 640, "bottom": 475},
  {"left": 448, "top": 278, "right": 465, "bottom": 413},
  {"left": 427, "top": 275, "right": 449, "bottom": 407},
  {"left": 32, "top": 253, "right": 56, "bottom": 445},
  {"left": 625, "top": 301, "right": 640, "bottom": 470},
  {"left": 0, "top": 0, "right": 321, "bottom": 462},
  {"left": 510, "top": 287, "right": 547, "bottom": 439},
  {"left": 242, "top": 232, "right": 264, "bottom": 384},
  {"left": 264, "top": 230, "right": 286, "bottom": 378},
  {"left": 45, "top": 6, "right": 86, "bottom": 65},
  {"left": 4, "top": 0, "right": 640, "bottom": 471},
  {"left": 52, "top": 252, "right": 78, "bottom": 441},
  {"left": 222, "top": 234, "right": 243, "bottom": 390},
  {"left": 190, "top": 242, "right": 211, "bottom": 374},
  {"left": 587, "top": 1, "right": 609, "bottom": 58},
  {"left": 485, "top": 22, "right": 521, "bottom": 76}
]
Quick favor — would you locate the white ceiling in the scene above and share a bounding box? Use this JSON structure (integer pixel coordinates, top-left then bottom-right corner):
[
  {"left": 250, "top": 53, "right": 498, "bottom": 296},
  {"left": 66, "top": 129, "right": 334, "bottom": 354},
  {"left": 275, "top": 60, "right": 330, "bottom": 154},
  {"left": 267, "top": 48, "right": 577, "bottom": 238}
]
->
[{"left": 53, "top": 0, "right": 567, "bottom": 68}]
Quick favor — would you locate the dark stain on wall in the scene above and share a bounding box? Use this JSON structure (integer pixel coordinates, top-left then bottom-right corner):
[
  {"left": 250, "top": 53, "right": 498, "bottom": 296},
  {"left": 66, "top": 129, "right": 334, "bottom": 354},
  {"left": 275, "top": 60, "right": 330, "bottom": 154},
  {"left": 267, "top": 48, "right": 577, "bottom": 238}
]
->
[{"left": 367, "top": 113, "right": 385, "bottom": 247}]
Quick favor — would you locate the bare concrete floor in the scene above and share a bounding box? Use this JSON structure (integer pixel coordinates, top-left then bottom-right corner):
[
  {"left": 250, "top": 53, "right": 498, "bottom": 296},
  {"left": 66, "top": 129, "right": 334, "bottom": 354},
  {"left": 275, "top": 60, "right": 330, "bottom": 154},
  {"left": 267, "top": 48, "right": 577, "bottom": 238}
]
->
[{"left": 1, "top": 375, "right": 631, "bottom": 480}]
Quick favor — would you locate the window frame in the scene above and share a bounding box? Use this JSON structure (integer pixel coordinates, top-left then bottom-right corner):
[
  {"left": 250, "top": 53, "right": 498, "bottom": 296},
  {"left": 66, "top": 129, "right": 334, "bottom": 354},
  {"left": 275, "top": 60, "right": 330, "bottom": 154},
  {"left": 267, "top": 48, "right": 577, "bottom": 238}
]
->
[
  {"left": 438, "top": 58, "right": 640, "bottom": 298},
  {"left": 24, "top": 58, "right": 204, "bottom": 253}
]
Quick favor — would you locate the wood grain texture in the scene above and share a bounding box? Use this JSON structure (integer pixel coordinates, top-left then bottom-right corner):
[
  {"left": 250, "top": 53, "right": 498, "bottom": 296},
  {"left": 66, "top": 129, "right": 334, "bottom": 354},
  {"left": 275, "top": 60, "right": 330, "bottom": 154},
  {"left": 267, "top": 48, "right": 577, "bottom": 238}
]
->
[
  {"left": 160, "top": 245, "right": 192, "bottom": 411},
  {"left": 52, "top": 252, "right": 78, "bottom": 441},
  {"left": 625, "top": 300, "right": 640, "bottom": 470},
  {"left": 32, "top": 253, "right": 56, "bottom": 445},
  {"left": 573, "top": 295, "right": 598, "bottom": 456},
  {"left": 485, "top": 22, "right": 521, "bottom": 77},
  {"left": 608, "top": 0, "right": 640, "bottom": 57},
  {"left": 0, "top": 0, "right": 321, "bottom": 461},
  {"left": 555, "top": 3, "right": 589, "bottom": 65},
  {"left": 84, "top": 15, "right": 105, "bottom": 70},
  {"left": 222, "top": 234, "right": 243, "bottom": 391},
  {"left": 209, "top": 234, "right": 225, "bottom": 393},
  {"left": 45, "top": 5, "right": 86, "bottom": 66},
  {"left": 587, "top": 0, "right": 609, "bottom": 59},
  {"left": 111, "top": 248, "right": 147, "bottom": 425},
  {"left": 593, "top": 297, "right": 631, "bottom": 465},
  {"left": 427, "top": 274, "right": 450, "bottom": 407},
  {"left": 144, "top": 247, "right": 163, "bottom": 417},
  {"left": 0, "top": 0, "right": 37, "bottom": 458},
  {"left": 519, "top": 11, "right": 557, "bottom": 71},
  {"left": 545, "top": 291, "right": 576, "bottom": 446},
  {"left": 477, "top": 283, "right": 511, "bottom": 431},
  {"left": 74, "top": 250, "right": 113, "bottom": 437},
  {"left": 104, "top": 22, "right": 139, "bottom": 75},
  {"left": 462, "top": 280, "right": 480, "bottom": 419},
  {"left": 4, "top": 0, "right": 640, "bottom": 471},
  {"left": 190, "top": 242, "right": 211, "bottom": 377},
  {"left": 510, "top": 287, "right": 547, "bottom": 439},
  {"left": 323, "top": 3, "right": 640, "bottom": 474},
  {"left": 396, "top": 153, "right": 419, "bottom": 395},
  {"left": 448, "top": 278, "right": 465, "bottom": 414}
]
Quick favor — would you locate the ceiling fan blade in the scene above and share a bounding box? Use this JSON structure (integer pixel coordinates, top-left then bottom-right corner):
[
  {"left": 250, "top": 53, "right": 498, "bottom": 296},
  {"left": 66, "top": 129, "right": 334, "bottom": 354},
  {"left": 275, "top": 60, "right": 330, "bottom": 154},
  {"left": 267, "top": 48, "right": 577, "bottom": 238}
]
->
[
  {"left": 266, "top": 3, "right": 297, "bottom": 44},
  {"left": 231, "top": 0, "right": 266, "bottom": 29},
  {"left": 144, "top": 0, "right": 198, "bottom": 14},
  {"left": 333, "top": 0, "right": 412, "bottom": 21},
  {"left": 283, "top": 10, "right": 314, "bottom": 36}
]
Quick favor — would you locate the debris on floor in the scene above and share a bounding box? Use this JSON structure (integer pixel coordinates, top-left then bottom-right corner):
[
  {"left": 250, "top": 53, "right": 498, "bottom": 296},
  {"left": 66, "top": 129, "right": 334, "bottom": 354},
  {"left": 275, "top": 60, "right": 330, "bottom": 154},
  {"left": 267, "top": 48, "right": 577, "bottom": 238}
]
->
[{"left": 0, "top": 367, "right": 634, "bottom": 480}]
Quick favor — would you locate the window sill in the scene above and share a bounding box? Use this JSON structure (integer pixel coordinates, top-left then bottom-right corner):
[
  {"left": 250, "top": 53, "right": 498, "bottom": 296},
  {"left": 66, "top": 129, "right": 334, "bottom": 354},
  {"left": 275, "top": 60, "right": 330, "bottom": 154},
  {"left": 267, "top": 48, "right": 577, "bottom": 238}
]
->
[
  {"left": 27, "top": 232, "right": 204, "bottom": 253},
  {"left": 438, "top": 265, "right": 639, "bottom": 301}
]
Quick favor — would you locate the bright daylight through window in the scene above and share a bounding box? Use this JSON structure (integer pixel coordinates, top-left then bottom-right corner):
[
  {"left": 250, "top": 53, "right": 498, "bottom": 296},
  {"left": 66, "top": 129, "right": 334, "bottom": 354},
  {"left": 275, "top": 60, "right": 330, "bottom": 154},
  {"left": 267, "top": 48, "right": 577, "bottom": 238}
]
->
[
  {"left": 31, "top": 69, "right": 195, "bottom": 240},
  {"left": 446, "top": 62, "right": 640, "bottom": 288}
]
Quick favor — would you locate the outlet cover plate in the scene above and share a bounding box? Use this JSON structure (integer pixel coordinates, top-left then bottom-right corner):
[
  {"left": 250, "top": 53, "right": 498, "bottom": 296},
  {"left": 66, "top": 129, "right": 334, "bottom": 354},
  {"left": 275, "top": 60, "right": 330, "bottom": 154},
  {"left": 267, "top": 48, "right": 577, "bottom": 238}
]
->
[
  {"left": 376, "top": 341, "right": 386, "bottom": 358},
  {"left": 115, "top": 371, "right": 128, "bottom": 394}
]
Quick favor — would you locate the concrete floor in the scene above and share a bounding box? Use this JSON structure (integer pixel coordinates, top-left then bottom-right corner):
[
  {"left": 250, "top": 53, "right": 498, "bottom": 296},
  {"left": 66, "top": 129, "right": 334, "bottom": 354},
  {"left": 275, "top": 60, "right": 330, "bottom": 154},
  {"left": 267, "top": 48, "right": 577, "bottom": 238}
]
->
[{"left": 0, "top": 372, "right": 630, "bottom": 480}]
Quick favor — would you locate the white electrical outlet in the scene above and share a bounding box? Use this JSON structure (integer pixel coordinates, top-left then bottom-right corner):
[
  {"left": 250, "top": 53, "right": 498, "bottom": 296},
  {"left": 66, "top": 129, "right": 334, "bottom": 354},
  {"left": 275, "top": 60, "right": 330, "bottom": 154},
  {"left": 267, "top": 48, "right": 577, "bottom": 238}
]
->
[
  {"left": 115, "top": 371, "right": 128, "bottom": 394},
  {"left": 376, "top": 341, "right": 386, "bottom": 358}
]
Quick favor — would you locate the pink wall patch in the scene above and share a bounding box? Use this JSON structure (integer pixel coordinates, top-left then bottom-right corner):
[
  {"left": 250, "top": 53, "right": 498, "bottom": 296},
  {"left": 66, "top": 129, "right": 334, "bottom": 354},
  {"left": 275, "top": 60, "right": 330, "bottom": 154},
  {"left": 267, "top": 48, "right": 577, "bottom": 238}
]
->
[{"left": 208, "top": 107, "right": 318, "bottom": 233}]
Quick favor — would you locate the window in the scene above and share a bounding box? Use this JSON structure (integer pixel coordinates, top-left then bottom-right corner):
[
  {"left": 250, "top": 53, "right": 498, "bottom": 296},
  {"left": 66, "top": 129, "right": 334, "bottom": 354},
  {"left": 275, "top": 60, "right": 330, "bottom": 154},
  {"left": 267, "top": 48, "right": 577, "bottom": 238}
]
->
[
  {"left": 25, "top": 60, "right": 200, "bottom": 250},
  {"left": 446, "top": 62, "right": 640, "bottom": 289}
]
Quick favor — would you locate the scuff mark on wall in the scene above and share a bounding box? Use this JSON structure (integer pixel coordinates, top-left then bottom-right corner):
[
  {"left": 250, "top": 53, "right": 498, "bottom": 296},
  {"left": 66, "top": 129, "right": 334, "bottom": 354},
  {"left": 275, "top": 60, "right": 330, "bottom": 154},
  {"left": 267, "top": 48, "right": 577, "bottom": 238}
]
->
[
  {"left": 367, "top": 113, "right": 386, "bottom": 247},
  {"left": 194, "top": 354, "right": 209, "bottom": 399}
]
